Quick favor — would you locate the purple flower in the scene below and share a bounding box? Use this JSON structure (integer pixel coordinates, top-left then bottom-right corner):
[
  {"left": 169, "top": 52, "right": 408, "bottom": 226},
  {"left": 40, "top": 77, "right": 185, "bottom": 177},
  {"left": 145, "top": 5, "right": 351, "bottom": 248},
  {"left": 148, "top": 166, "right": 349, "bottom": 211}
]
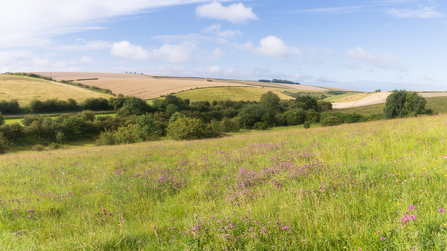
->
[
  {"left": 410, "top": 215, "right": 416, "bottom": 221},
  {"left": 381, "top": 237, "right": 386, "bottom": 241},
  {"left": 262, "top": 229, "right": 266, "bottom": 234},
  {"left": 377, "top": 231, "right": 381, "bottom": 234},
  {"left": 409, "top": 205, "right": 415, "bottom": 210},
  {"left": 283, "top": 226, "right": 290, "bottom": 230},
  {"left": 193, "top": 226, "right": 199, "bottom": 230},
  {"left": 249, "top": 227, "right": 253, "bottom": 232},
  {"left": 439, "top": 209, "right": 445, "bottom": 213}
]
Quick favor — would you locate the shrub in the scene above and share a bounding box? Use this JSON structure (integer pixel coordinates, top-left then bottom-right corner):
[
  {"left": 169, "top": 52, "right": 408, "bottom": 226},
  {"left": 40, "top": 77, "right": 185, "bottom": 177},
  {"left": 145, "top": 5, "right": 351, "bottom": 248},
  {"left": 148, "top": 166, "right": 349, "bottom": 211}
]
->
[
  {"left": 167, "top": 117, "right": 207, "bottom": 140},
  {"left": 284, "top": 109, "right": 306, "bottom": 126},
  {"left": 321, "top": 115, "right": 342, "bottom": 126},
  {"left": 0, "top": 132, "right": 9, "bottom": 154},
  {"left": 114, "top": 124, "right": 138, "bottom": 144},
  {"left": 303, "top": 121, "right": 311, "bottom": 129},
  {"left": 366, "top": 113, "right": 384, "bottom": 121},
  {"left": 253, "top": 122, "right": 269, "bottom": 130},
  {"left": 0, "top": 112, "right": 4, "bottom": 126},
  {"left": 80, "top": 110, "right": 95, "bottom": 122},
  {"left": 169, "top": 112, "right": 184, "bottom": 124},
  {"left": 221, "top": 118, "right": 240, "bottom": 132},
  {"left": 344, "top": 113, "right": 365, "bottom": 123},
  {"left": 122, "top": 97, "right": 150, "bottom": 115},
  {"left": 96, "top": 130, "right": 115, "bottom": 145}
]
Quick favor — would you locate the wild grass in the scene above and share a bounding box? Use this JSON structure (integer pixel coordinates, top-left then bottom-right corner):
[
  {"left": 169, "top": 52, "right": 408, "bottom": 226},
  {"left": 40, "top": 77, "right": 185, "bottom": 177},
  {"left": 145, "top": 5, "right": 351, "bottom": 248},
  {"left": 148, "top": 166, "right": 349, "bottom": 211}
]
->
[
  {"left": 172, "top": 86, "right": 293, "bottom": 102},
  {"left": 3, "top": 113, "right": 115, "bottom": 126},
  {"left": 1, "top": 115, "right": 447, "bottom": 249},
  {"left": 0, "top": 75, "right": 112, "bottom": 105},
  {"left": 327, "top": 93, "right": 374, "bottom": 103}
]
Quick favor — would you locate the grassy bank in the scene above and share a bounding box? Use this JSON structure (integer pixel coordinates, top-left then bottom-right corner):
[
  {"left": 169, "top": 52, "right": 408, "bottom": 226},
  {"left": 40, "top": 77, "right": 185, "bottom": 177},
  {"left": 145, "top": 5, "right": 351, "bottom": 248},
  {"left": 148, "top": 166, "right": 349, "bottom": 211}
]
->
[{"left": 1, "top": 116, "right": 447, "bottom": 249}]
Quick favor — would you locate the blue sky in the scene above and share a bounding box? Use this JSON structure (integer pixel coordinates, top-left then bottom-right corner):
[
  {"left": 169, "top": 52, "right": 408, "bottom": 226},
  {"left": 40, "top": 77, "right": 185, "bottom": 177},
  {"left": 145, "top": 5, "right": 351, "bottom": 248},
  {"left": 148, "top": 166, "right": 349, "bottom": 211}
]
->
[{"left": 0, "top": 0, "right": 446, "bottom": 91}]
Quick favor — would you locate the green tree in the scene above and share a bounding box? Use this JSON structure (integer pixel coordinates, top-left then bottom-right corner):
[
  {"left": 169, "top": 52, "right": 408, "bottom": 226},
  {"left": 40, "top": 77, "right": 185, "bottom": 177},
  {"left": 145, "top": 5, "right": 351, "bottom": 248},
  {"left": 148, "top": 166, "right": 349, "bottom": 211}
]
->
[
  {"left": 383, "top": 90, "right": 430, "bottom": 119},
  {"left": 169, "top": 112, "right": 185, "bottom": 124},
  {"left": 122, "top": 97, "right": 150, "bottom": 115},
  {"left": 260, "top": 91, "right": 280, "bottom": 115},
  {"left": 133, "top": 114, "right": 156, "bottom": 141},
  {"left": 0, "top": 112, "right": 4, "bottom": 126},
  {"left": 237, "top": 104, "right": 265, "bottom": 129}
]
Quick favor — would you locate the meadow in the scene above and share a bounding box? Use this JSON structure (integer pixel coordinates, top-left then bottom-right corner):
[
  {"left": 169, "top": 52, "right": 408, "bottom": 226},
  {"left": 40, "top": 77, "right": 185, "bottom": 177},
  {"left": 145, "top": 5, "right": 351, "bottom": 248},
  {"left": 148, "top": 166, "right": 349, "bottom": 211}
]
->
[
  {"left": 1, "top": 115, "right": 447, "bottom": 250},
  {"left": 0, "top": 75, "right": 112, "bottom": 105},
  {"left": 172, "top": 87, "right": 292, "bottom": 102}
]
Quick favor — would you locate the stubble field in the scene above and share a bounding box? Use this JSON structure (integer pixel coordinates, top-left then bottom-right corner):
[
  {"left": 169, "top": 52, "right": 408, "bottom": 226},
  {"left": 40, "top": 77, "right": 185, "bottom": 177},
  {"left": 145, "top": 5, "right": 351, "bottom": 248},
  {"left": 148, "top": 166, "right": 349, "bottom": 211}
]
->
[{"left": 1, "top": 115, "right": 447, "bottom": 250}]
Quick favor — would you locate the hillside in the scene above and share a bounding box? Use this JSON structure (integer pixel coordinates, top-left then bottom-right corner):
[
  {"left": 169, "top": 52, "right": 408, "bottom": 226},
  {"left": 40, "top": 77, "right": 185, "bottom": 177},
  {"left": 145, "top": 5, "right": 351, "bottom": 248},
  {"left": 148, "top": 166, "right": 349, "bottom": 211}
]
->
[
  {"left": 1, "top": 115, "right": 447, "bottom": 249},
  {"left": 0, "top": 75, "right": 112, "bottom": 105},
  {"left": 173, "top": 86, "right": 293, "bottom": 102}
]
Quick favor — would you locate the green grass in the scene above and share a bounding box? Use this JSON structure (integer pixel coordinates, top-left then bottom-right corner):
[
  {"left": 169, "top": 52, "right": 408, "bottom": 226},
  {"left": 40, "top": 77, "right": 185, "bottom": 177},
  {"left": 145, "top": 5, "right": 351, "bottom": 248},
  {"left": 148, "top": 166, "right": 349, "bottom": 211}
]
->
[
  {"left": 2, "top": 115, "right": 447, "bottom": 249},
  {"left": 172, "top": 86, "right": 293, "bottom": 102},
  {"left": 334, "top": 96, "right": 447, "bottom": 116}
]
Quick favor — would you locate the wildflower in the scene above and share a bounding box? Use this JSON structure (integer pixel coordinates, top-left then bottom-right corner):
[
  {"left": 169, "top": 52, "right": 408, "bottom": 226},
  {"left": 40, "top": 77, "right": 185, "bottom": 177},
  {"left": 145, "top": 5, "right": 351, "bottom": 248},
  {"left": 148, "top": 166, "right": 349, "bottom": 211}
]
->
[
  {"left": 381, "top": 237, "right": 386, "bottom": 241},
  {"left": 249, "top": 227, "right": 253, "bottom": 232},
  {"left": 193, "top": 226, "right": 199, "bottom": 230},
  {"left": 377, "top": 231, "right": 381, "bottom": 234},
  {"left": 439, "top": 209, "right": 446, "bottom": 213},
  {"left": 410, "top": 215, "right": 416, "bottom": 221},
  {"left": 283, "top": 226, "right": 290, "bottom": 230},
  {"left": 409, "top": 205, "right": 415, "bottom": 210},
  {"left": 262, "top": 229, "right": 266, "bottom": 234}
]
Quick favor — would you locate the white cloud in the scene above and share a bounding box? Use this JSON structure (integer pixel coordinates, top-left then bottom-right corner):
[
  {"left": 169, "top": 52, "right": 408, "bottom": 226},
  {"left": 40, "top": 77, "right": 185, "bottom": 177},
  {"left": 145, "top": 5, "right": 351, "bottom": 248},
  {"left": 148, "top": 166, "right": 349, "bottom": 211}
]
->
[
  {"left": 202, "top": 24, "right": 221, "bottom": 33},
  {"left": 56, "top": 40, "right": 112, "bottom": 51},
  {"left": 344, "top": 47, "right": 399, "bottom": 69},
  {"left": 0, "top": 50, "right": 100, "bottom": 72},
  {"left": 247, "top": 36, "right": 302, "bottom": 59},
  {"left": 202, "top": 24, "right": 242, "bottom": 39},
  {"left": 196, "top": 1, "right": 258, "bottom": 23},
  {"left": 0, "top": 0, "right": 214, "bottom": 48},
  {"left": 110, "top": 41, "right": 196, "bottom": 63},
  {"left": 210, "top": 47, "right": 225, "bottom": 59},
  {"left": 388, "top": 7, "right": 444, "bottom": 18}
]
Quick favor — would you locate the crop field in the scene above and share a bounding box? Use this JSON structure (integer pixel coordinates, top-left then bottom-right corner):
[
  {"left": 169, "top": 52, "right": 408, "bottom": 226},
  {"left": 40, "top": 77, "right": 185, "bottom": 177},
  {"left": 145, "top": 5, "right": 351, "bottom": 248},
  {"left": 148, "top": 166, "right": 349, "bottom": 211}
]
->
[
  {"left": 2, "top": 115, "right": 447, "bottom": 250},
  {"left": 0, "top": 75, "right": 112, "bottom": 105},
  {"left": 325, "top": 93, "right": 372, "bottom": 103},
  {"left": 172, "top": 87, "right": 293, "bottom": 102}
]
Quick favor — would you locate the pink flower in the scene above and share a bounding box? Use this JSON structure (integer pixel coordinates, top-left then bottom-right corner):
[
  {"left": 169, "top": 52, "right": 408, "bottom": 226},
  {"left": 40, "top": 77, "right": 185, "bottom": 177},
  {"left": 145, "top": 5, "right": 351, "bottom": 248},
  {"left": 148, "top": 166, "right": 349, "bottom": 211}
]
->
[
  {"left": 249, "top": 227, "right": 253, "bottom": 232},
  {"left": 438, "top": 209, "right": 445, "bottom": 213},
  {"left": 409, "top": 205, "right": 415, "bottom": 210},
  {"left": 262, "top": 229, "right": 266, "bottom": 234},
  {"left": 283, "top": 226, "right": 290, "bottom": 230},
  {"left": 381, "top": 237, "right": 386, "bottom": 241},
  {"left": 410, "top": 215, "right": 416, "bottom": 221}
]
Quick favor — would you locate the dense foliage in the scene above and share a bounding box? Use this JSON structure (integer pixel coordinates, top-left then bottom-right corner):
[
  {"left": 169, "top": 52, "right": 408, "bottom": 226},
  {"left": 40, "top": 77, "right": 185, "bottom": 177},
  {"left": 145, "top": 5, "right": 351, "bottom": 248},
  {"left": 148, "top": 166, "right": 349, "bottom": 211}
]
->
[{"left": 384, "top": 90, "right": 432, "bottom": 119}]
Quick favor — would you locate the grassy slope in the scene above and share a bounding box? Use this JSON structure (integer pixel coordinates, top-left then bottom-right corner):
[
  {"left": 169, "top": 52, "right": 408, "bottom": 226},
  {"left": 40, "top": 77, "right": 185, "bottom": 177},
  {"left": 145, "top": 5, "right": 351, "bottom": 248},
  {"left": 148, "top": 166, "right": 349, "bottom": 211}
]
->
[
  {"left": 173, "top": 86, "right": 293, "bottom": 102},
  {"left": 327, "top": 93, "right": 373, "bottom": 103},
  {"left": 1, "top": 116, "right": 447, "bottom": 249},
  {"left": 334, "top": 96, "right": 447, "bottom": 115},
  {"left": 0, "top": 75, "right": 112, "bottom": 105}
]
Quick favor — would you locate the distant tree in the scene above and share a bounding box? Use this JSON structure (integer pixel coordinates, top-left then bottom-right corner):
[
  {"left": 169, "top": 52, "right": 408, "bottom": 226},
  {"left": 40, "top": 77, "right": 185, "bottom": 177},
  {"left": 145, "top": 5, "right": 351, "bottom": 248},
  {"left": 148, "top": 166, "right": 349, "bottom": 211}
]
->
[
  {"left": 133, "top": 114, "right": 156, "bottom": 141},
  {"left": 295, "top": 96, "right": 317, "bottom": 110},
  {"left": 260, "top": 91, "right": 280, "bottom": 115},
  {"left": 167, "top": 117, "right": 207, "bottom": 140},
  {"left": 0, "top": 112, "right": 4, "bottom": 126},
  {"left": 122, "top": 97, "right": 150, "bottom": 115},
  {"left": 169, "top": 112, "right": 185, "bottom": 124},
  {"left": 383, "top": 90, "right": 430, "bottom": 119},
  {"left": 237, "top": 104, "right": 265, "bottom": 129}
]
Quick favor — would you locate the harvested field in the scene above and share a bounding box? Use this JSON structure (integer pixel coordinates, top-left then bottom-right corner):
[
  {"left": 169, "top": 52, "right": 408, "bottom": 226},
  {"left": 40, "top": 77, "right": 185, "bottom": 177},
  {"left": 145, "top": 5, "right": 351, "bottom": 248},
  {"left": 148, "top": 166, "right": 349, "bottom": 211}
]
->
[
  {"left": 333, "top": 92, "right": 447, "bottom": 109},
  {"left": 0, "top": 74, "right": 112, "bottom": 105},
  {"left": 173, "top": 86, "right": 293, "bottom": 102},
  {"left": 39, "top": 73, "right": 247, "bottom": 99}
]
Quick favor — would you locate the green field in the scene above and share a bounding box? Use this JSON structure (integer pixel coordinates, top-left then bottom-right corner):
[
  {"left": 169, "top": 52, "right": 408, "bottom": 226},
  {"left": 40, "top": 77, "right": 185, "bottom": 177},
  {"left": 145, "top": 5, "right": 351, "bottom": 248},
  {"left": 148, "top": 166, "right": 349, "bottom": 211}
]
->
[
  {"left": 0, "top": 75, "right": 113, "bottom": 105},
  {"left": 4, "top": 113, "right": 116, "bottom": 125},
  {"left": 172, "top": 86, "right": 293, "bottom": 102},
  {"left": 334, "top": 96, "right": 447, "bottom": 115},
  {"left": 1, "top": 115, "right": 447, "bottom": 249}
]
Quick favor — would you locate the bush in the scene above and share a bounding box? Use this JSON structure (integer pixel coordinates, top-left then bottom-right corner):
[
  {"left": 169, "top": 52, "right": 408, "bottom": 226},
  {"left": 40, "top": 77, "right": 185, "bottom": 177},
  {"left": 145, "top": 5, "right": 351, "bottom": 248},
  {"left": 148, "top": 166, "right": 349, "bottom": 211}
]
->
[
  {"left": 80, "top": 110, "right": 95, "bottom": 122},
  {"left": 366, "top": 113, "right": 384, "bottom": 121},
  {"left": 169, "top": 112, "right": 185, "bottom": 124},
  {"left": 122, "top": 97, "right": 150, "bottom": 115},
  {"left": 114, "top": 124, "right": 138, "bottom": 144},
  {"left": 221, "top": 118, "right": 240, "bottom": 132},
  {"left": 96, "top": 130, "right": 115, "bottom": 145},
  {"left": 344, "top": 113, "right": 365, "bottom": 123},
  {"left": 167, "top": 117, "right": 207, "bottom": 140},
  {"left": 0, "top": 112, "right": 4, "bottom": 126},
  {"left": 321, "top": 115, "right": 342, "bottom": 126},
  {"left": 284, "top": 109, "right": 306, "bottom": 126},
  {"left": 253, "top": 122, "right": 269, "bottom": 130},
  {"left": 303, "top": 121, "right": 311, "bottom": 129},
  {"left": 0, "top": 132, "right": 9, "bottom": 154}
]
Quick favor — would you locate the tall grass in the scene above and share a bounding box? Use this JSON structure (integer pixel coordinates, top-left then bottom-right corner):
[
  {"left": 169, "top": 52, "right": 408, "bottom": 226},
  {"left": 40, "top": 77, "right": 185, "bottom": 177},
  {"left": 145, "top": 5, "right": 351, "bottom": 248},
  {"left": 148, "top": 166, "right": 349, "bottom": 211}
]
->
[{"left": 1, "top": 115, "right": 447, "bottom": 249}]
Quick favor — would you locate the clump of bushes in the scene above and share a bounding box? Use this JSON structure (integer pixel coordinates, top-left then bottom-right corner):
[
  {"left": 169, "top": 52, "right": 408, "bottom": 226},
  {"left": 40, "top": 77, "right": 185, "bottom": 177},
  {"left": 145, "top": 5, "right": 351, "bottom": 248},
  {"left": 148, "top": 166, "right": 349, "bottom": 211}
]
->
[{"left": 167, "top": 117, "right": 207, "bottom": 140}]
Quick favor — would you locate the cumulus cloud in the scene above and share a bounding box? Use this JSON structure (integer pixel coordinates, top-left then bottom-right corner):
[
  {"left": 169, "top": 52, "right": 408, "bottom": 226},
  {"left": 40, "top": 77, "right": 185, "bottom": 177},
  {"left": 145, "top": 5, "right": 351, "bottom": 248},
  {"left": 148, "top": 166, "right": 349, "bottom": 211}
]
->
[
  {"left": 196, "top": 1, "right": 258, "bottom": 23},
  {"left": 388, "top": 7, "right": 444, "bottom": 18},
  {"left": 344, "top": 47, "right": 399, "bottom": 69},
  {"left": 0, "top": 0, "right": 213, "bottom": 48},
  {"left": 240, "top": 36, "right": 301, "bottom": 59},
  {"left": 110, "top": 41, "right": 196, "bottom": 63}
]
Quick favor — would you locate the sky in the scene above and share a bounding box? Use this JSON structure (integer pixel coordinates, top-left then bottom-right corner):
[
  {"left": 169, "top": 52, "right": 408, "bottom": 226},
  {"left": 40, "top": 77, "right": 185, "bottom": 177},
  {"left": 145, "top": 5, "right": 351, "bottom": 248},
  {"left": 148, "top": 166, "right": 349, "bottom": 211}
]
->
[{"left": 0, "top": 0, "right": 446, "bottom": 91}]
